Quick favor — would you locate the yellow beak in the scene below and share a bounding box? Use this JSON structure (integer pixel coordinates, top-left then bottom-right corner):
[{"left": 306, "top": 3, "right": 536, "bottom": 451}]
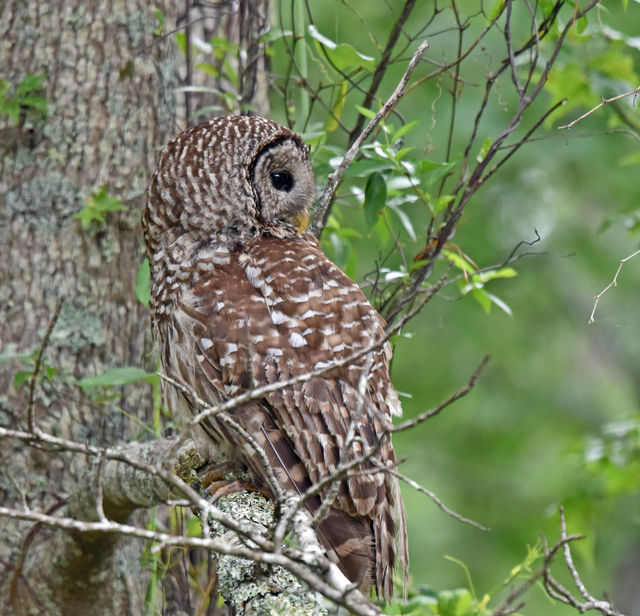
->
[{"left": 293, "top": 211, "right": 309, "bottom": 234}]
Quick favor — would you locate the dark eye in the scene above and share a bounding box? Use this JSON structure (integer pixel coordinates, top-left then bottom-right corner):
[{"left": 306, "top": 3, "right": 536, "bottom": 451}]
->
[{"left": 270, "top": 171, "right": 294, "bottom": 192}]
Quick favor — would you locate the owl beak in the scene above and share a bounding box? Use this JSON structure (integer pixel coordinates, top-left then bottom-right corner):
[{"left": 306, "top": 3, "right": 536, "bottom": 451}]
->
[{"left": 293, "top": 211, "right": 309, "bottom": 234}]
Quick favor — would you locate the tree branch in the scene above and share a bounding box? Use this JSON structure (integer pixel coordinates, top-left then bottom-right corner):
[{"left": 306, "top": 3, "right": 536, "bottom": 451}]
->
[
  {"left": 588, "top": 249, "right": 640, "bottom": 324},
  {"left": 310, "top": 39, "right": 429, "bottom": 236},
  {"left": 558, "top": 86, "right": 640, "bottom": 130}
]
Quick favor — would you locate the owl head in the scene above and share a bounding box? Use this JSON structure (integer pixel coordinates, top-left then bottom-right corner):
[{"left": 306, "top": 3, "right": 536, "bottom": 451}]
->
[{"left": 143, "top": 115, "right": 315, "bottom": 253}]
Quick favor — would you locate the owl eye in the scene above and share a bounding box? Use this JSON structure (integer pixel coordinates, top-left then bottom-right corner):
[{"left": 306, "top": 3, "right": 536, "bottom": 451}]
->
[{"left": 270, "top": 171, "right": 294, "bottom": 192}]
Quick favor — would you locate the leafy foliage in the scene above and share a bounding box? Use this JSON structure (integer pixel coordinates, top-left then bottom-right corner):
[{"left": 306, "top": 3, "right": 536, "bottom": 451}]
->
[
  {"left": 0, "top": 73, "right": 48, "bottom": 125},
  {"left": 74, "top": 186, "right": 127, "bottom": 231},
  {"left": 0, "top": 348, "right": 57, "bottom": 391},
  {"left": 77, "top": 366, "right": 160, "bottom": 391}
]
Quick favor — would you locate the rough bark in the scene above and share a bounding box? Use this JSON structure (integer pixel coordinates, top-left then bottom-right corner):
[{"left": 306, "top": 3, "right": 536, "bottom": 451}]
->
[
  {"left": 0, "top": 0, "right": 282, "bottom": 613},
  {"left": 0, "top": 1, "right": 177, "bottom": 613}
]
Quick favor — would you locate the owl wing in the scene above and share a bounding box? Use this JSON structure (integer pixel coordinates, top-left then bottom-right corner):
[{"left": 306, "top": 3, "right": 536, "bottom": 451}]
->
[{"left": 174, "top": 233, "right": 407, "bottom": 600}]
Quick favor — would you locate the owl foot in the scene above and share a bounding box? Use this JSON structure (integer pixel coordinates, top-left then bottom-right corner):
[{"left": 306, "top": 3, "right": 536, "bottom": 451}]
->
[
  {"left": 198, "top": 462, "right": 271, "bottom": 502},
  {"left": 204, "top": 478, "right": 270, "bottom": 502},
  {"left": 198, "top": 461, "right": 240, "bottom": 488}
]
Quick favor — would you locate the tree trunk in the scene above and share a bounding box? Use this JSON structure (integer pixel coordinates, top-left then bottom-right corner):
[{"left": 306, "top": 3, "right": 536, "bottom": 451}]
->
[{"left": 0, "top": 2, "right": 177, "bottom": 613}]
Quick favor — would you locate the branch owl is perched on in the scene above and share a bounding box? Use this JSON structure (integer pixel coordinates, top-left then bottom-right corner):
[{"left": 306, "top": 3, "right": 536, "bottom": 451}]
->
[{"left": 142, "top": 115, "right": 408, "bottom": 601}]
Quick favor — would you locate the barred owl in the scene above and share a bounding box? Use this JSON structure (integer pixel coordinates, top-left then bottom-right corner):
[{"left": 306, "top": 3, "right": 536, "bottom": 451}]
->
[{"left": 142, "top": 115, "right": 408, "bottom": 601}]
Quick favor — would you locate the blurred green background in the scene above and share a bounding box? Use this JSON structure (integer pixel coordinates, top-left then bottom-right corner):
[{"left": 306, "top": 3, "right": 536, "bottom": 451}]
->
[{"left": 266, "top": 2, "right": 640, "bottom": 613}]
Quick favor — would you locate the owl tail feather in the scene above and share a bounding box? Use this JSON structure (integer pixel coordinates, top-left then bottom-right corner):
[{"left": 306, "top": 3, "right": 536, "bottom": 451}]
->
[{"left": 260, "top": 424, "right": 376, "bottom": 597}]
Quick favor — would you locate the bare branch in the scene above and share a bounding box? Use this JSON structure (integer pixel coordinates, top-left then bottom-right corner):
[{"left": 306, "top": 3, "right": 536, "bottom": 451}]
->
[
  {"left": 382, "top": 463, "right": 489, "bottom": 531},
  {"left": 559, "top": 86, "right": 640, "bottom": 130},
  {"left": 491, "top": 532, "right": 584, "bottom": 616},
  {"left": 348, "top": 0, "right": 419, "bottom": 144},
  {"left": 588, "top": 249, "right": 640, "bottom": 324},
  {"left": 393, "top": 355, "right": 490, "bottom": 433},
  {"left": 541, "top": 507, "right": 626, "bottom": 616}
]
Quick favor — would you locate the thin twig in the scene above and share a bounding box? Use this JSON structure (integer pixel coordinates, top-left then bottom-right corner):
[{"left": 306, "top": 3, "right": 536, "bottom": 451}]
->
[
  {"left": 490, "top": 530, "right": 584, "bottom": 616},
  {"left": 559, "top": 86, "right": 640, "bottom": 130},
  {"left": 384, "top": 464, "right": 489, "bottom": 531},
  {"left": 540, "top": 507, "right": 625, "bottom": 616},
  {"left": 588, "top": 249, "right": 640, "bottom": 324},
  {"left": 310, "top": 40, "right": 429, "bottom": 236},
  {"left": 348, "top": 0, "right": 418, "bottom": 144},
  {"left": 27, "top": 297, "right": 64, "bottom": 433},
  {"left": 392, "top": 355, "right": 490, "bottom": 433}
]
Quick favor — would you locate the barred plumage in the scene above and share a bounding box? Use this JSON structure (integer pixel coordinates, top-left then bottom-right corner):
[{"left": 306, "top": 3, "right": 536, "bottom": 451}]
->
[{"left": 142, "top": 114, "right": 408, "bottom": 601}]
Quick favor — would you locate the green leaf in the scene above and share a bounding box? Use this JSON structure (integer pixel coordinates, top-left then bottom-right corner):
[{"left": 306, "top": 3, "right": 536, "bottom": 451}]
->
[
  {"left": 1, "top": 99, "right": 20, "bottom": 124},
  {"left": 619, "top": 150, "right": 640, "bottom": 166},
  {"left": 16, "top": 73, "right": 46, "bottom": 96},
  {"left": 388, "top": 204, "right": 417, "bottom": 241},
  {"left": 540, "top": 0, "right": 556, "bottom": 16},
  {"left": 354, "top": 104, "right": 377, "bottom": 120},
  {"left": 395, "top": 147, "right": 415, "bottom": 161},
  {"left": 346, "top": 158, "right": 394, "bottom": 178},
  {"left": 175, "top": 31, "right": 187, "bottom": 53},
  {"left": 186, "top": 515, "right": 203, "bottom": 538},
  {"left": 309, "top": 25, "right": 375, "bottom": 72},
  {"left": 575, "top": 15, "right": 588, "bottom": 35},
  {"left": 437, "top": 588, "right": 473, "bottom": 616},
  {"left": 136, "top": 258, "right": 151, "bottom": 307},
  {"left": 410, "top": 259, "right": 430, "bottom": 272},
  {"left": 0, "top": 74, "right": 48, "bottom": 124},
  {"left": 434, "top": 195, "right": 455, "bottom": 213},
  {"left": 20, "top": 95, "right": 48, "bottom": 115},
  {"left": 363, "top": 173, "right": 387, "bottom": 228},
  {"left": 326, "top": 80, "right": 348, "bottom": 132},
  {"left": 263, "top": 28, "right": 293, "bottom": 43},
  {"left": 471, "top": 287, "right": 492, "bottom": 314},
  {"left": 477, "top": 267, "right": 517, "bottom": 282},
  {"left": 210, "top": 36, "right": 239, "bottom": 58},
  {"left": 195, "top": 62, "right": 220, "bottom": 78},
  {"left": 477, "top": 137, "right": 492, "bottom": 162},
  {"left": 373, "top": 214, "right": 391, "bottom": 246},
  {"left": 487, "top": 0, "right": 505, "bottom": 23},
  {"left": 222, "top": 57, "right": 238, "bottom": 88},
  {"left": 543, "top": 63, "right": 594, "bottom": 119},
  {"left": 307, "top": 24, "right": 337, "bottom": 48},
  {"left": 323, "top": 231, "right": 354, "bottom": 273},
  {"left": 393, "top": 120, "right": 419, "bottom": 141},
  {"left": 77, "top": 366, "right": 160, "bottom": 391},
  {"left": 484, "top": 291, "right": 513, "bottom": 316},
  {"left": 154, "top": 8, "right": 165, "bottom": 34},
  {"left": 14, "top": 370, "right": 33, "bottom": 390},
  {"left": 75, "top": 186, "right": 126, "bottom": 230},
  {"left": 443, "top": 249, "right": 475, "bottom": 274},
  {"left": 589, "top": 46, "right": 637, "bottom": 83},
  {"left": 420, "top": 159, "right": 458, "bottom": 187}
]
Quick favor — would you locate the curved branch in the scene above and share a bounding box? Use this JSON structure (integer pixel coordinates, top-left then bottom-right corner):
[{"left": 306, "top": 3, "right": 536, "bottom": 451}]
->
[{"left": 310, "top": 40, "right": 429, "bottom": 236}]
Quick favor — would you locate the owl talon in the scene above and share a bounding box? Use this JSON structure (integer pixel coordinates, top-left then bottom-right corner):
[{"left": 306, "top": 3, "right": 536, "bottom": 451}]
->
[
  {"left": 204, "top": 478, "right": 271, "bottom": 503},
  {"left": 198, "top": 461, "right": 240, "bottom": 489}
]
